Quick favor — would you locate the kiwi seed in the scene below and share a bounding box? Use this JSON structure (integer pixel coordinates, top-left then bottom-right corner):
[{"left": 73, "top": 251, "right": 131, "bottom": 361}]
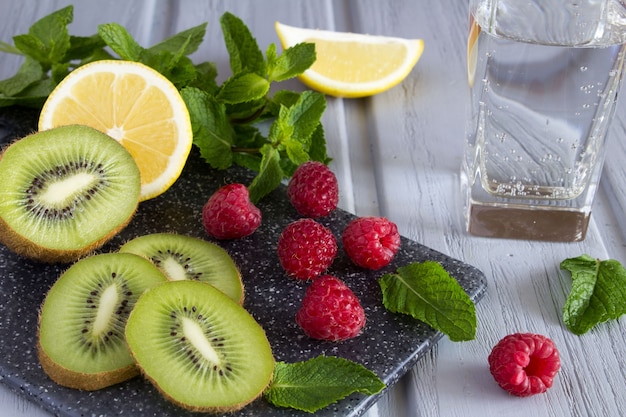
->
[
  {"left": 0, "top": 125, "right": 141, "bottom": 263},
  {"left": 125, "top": 280, "right": 274, "bottom": 412},
  {"left": 37, "top": 252, "right": 168, "bottom": 390}
]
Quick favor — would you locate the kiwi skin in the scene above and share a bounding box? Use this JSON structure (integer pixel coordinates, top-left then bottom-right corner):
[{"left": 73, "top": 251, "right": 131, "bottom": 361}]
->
[
  {"left": 0, "top": 215, "right": 132, "bottom": 263},
  {"left": 0, "top": 125, "right": 140, "bottom": 263},
  {"left": 37, "top": 343, "right": 139, "bottom": 391}
]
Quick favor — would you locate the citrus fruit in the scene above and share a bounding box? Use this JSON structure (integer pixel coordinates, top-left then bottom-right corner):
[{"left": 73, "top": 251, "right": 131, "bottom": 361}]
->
[
  {"left": 275, "top": 22, "right": 424, "bottom": 98},
  {"left": 39, "top": 60, "right": 193, "bottom": 201}
]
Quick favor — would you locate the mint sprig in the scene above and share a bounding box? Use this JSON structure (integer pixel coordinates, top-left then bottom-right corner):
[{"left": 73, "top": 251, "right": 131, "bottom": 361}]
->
[
  {"left": 264, "top": 356, "right": 385, "bottom": 413},
  {"left": 0, "top": 7, "right": 328, "bottom": 202},
  {"left": 378, "top": 261, "right": 477, "bottom": 341},
  {"left": 560, "top": 254, "right": 626, "bottom": 335}
]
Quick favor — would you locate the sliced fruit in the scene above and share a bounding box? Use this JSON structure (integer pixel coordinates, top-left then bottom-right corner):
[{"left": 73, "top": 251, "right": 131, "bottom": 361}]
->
[
  {"left": 125, "top": 280, "right": 274, "bottom": 412},
  {"left": 38, "top": 60, "right": 193, "bottom": 201},
  {"left": 0, "top": 125, "right": 140, "bottom": 263},
  {"left": 275, "top": 22, "right": 424, "bottom": 98},
  {"left": 118, "top": 233, "right": 244, "bottom": 304},
  {"left": 37, "top": 253, "right": 168, "bottom": 390}
]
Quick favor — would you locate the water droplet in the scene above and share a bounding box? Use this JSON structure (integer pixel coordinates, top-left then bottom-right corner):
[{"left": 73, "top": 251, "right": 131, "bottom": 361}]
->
[{"left": 580, "top": 66, "right": 588, "bottom": 72}]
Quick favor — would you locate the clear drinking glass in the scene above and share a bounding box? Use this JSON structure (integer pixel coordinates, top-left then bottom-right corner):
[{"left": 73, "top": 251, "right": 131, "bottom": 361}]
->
[{"left": 462, "top": 0, "right": 626, "bottom": 241}]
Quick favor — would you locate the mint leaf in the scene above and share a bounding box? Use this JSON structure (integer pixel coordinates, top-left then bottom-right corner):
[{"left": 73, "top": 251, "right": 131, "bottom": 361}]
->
[
  {"left": 268, "top": 42, "right": 316, "bottom": 82},
  {"left": 220, "top": 12, "right": 265, "bottom": 76},
  {"left": 181, "top": 87, "right": 234, "bottom": 169},
  {"left": 288, "top": 90, "right": 326, "bottom": 143},
  {"left": 98, "top": 23, "right": 144, "bottom": 61},
  {"left": 65, "top": 34, "right": 107, "bottom": 61},
  {"left": 0, "top": 40, "right": 21, "bottom": 55},
  {"left": 0, "top": 57, "right": 43, "bottom": 96},
  {"left": 379, "top": 261, "right": 477, "bottom": 342},
  {"left": 189, "top": 61, "right": 219, "bottom": 93},
  {"left": 12, "top": 5, "right": 73, "bottom": 66},
  {"left": 248, "top": 144, "right": 283, "bottom": 203},
  {"left": 560, "top": 254, "right": 626, "bottom": 335},
  {"left": 268, "top": 90, "right": 326, "bottom": 165},
  {"left": 149, "top": 23, "right": 207, "bottom": 56},
  {"left": 216, "top": 72, "right": 270, "bottom": 104},
  {"left": 308, "top": 123, "right": 332, "bottom": 165},
  {"left": 264, "top": 356, "right": 385, "bottom": 413}
]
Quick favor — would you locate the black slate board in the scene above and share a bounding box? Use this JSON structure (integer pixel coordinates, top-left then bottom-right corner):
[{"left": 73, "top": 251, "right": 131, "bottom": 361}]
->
[{"left": 0, "top": 107, "right": 487, "bottom": 417}]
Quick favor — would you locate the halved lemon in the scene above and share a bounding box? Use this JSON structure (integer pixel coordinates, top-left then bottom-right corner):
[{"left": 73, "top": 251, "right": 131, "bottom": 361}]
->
[
  {"left": 275, "top": 22, "right": 424, "bottom": 98},
  {"left": 39, "top": 60, "right": 193, "bottom": 201}
]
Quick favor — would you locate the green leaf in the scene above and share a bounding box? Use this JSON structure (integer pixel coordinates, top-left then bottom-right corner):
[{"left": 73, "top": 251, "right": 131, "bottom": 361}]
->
[
  {"left": 560, "top": 254, "right": 626, "bottom": 335},
  {"left": 0, "top": 78, "right": 54, "bottom": 108},
  {"left": 12, "top": 5, "right": 73, "bottom": 66},
  {"left": 269, "top": 42, "right": 316, "bottom": 82},
  {"left": 220, "top": 12, "right": 265, "bottom": 76},
  {"left": 216, "top": 72, "right": 270, "bottom": 105},
  {"left": 308, "top": 123, "right": 332, "bottom": 164},
  {"left": 248, "top": 144, "right": 283, "bottom": 203},
  {"left": 288, "top": 90, "right": 326, "bottom": 143},
  {"left": 148, "top": 23, "right": 207, "bottom": 56},
  {"left": 65, "top": 34, "right": 106, "bottom": 61},
  {"left": 0, "top": 57, "right": 43, "bottom": 96},
  {"left": 0, "top": 40, "right": 23, "bottom": 55},
  {"left": 378, "top": 261, "right": 477, "bottom": 342},
  {"left": 97, "top": 23, "right": 144, "bottom": 61},
  {"left": 181, "top": 87, "right": 234, "bottom": 169},
  {"left": 189, "top": 61, "right": 219, "bottom": 94},
  {"left": 264, "top": 356, "right": 385, "bottom": 413}
]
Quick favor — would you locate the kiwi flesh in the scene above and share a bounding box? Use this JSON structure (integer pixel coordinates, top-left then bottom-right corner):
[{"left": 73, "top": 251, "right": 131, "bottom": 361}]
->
[
  {"left": 125, "top": 280, "right": 274, "bottom": 412},
  {"left": 0, "top": 124, "right": 140, "bottom": 263},
  {"left": 37, "top": 252, "right": 168, "bottom": 390},
  {"left": 119, "top": 233, "right": 244, "bottom": 304}
]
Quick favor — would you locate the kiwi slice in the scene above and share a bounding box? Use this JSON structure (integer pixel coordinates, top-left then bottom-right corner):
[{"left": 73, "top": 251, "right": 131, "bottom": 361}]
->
[
  {"left": 37, "top": 252, "right": 168, "bottom": 390},
  {"left": 119, "top": 233, "right": 244, "bottom": 304},
  {"left": 0, "top": 124, "right": 140, "bottom": 263},
  {"left": 125, "top": 280, "right": 274, "bottom": 412}
]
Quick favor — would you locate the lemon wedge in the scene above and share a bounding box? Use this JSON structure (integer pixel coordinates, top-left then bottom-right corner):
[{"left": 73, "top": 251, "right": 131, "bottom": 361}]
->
[
  {"left": 275, "top": 22, "right": 424, "bottom": 98},
  {"left": 39, "top": 60, "right": 193, "bottom": 201}
]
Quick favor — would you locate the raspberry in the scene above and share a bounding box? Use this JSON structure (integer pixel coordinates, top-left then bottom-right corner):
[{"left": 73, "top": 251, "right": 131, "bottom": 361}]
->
[
  {"left": 202, "top": 183, "right": 261, "bottom": 240},
  {"left": 488, "top": 333, "right": 561, "bottom": 397},
  {"left": 296, "top": 275, "right": 366, "bottom": 341},
  {"left": 287, "top": 161, "right": 339, "bottom": 218},
  {"left": 341, "top": 216, "right": 400, "bottom": 270},
  {"left": 277, "top": 219, "right": 337, "bottom": 280}
]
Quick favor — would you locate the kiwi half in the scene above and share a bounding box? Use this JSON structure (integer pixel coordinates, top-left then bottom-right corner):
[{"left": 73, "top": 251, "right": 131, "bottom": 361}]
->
[
  {"left": 125, "top": 280, "right": 274, "bottom": 412},
  {"left": 119, "top": 233, "right": 244, "bottom": 304},
  {"left": 37, "top": 252, "right": 168, "bottom": 390},
  {"left": 0, "top": 125, "right": 140, "bottom": 263}
]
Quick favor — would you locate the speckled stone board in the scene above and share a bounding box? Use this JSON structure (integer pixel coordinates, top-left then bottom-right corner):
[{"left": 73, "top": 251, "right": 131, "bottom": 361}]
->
[{"left": 0, "top": 107, "right": 487, "bottom": 417}]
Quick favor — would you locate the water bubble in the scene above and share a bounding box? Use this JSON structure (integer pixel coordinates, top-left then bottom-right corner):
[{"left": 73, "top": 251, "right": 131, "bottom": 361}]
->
[{"left": 580, "top": 66, "right": 588, "bottom": 72}]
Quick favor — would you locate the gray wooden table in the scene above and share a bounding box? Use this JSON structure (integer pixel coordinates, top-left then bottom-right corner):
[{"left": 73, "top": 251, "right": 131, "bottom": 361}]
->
[{"left": 1, "top": 1, "right": 625, "bottom": 416}]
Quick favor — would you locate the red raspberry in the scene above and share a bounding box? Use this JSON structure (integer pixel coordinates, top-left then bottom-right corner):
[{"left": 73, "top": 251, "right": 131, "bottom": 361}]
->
[
  {"left": 296, "top": 275, "right": 365, "bottom": 341},
  {"left": 287, "top": 161, "right": 339, "bottom": 218},
  {"left": 277, "top": 219, "right": 337, "bottom": 280},
  {"left": 488, "top": 333, "right": 561, "bottom": 397},
  {"left": 341, "top": 216, "right": 400, "bottom": 270},
  {"left": 202, "top": 183, "right": 261, "bottom": 240}
]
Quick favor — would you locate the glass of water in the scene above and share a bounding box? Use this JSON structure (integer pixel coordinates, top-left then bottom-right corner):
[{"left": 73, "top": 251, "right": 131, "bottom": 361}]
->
[{"left": 462, "top": 0, "right": 626, "bottom": 241}]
